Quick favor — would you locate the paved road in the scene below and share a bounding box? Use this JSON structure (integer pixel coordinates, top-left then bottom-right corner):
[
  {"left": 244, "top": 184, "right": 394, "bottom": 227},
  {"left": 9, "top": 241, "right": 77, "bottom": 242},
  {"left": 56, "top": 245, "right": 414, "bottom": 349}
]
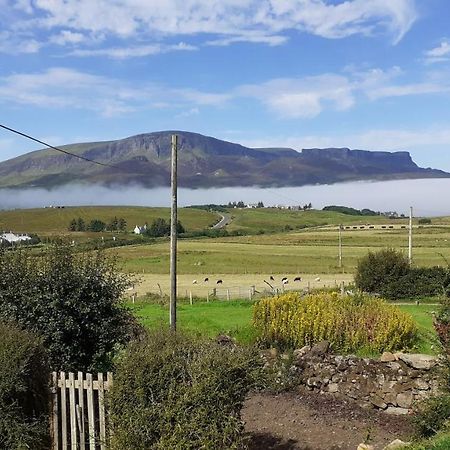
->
[{"left": 212, "top": 213, "right": 232, "bottom": 229}]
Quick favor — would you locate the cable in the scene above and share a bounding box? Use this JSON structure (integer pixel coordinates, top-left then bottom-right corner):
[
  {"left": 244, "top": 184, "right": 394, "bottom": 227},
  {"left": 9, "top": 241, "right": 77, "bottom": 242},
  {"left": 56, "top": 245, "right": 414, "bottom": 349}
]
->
[{"left": 0, "top": 123, "right": 140, "bottom": 174}]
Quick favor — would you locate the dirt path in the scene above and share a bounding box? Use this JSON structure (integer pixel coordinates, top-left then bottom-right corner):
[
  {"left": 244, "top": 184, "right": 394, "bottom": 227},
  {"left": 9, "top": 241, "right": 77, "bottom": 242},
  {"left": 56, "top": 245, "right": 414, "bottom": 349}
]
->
[{"left": 243, "top": 390, "right": 413, "bottom": 450}]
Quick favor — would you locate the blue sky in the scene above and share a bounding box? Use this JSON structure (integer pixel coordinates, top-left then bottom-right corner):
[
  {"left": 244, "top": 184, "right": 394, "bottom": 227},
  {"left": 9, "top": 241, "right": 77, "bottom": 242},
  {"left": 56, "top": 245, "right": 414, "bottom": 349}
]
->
[{"left": 1, "top": 0, "right": 450, "bottom": 170}]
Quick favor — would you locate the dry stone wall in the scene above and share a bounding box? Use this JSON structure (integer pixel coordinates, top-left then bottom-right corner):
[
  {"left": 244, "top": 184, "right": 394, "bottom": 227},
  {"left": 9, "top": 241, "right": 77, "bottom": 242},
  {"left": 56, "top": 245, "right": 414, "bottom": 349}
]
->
[{"left": 266, "top": 341, "right": 440, "bottom": 414}]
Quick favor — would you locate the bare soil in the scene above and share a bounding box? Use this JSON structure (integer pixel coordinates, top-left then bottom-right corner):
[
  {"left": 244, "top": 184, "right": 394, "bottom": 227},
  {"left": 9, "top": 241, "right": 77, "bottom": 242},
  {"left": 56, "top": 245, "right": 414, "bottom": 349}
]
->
[{"left": 243, "top": 389, "right": 414, "bottom": 450}]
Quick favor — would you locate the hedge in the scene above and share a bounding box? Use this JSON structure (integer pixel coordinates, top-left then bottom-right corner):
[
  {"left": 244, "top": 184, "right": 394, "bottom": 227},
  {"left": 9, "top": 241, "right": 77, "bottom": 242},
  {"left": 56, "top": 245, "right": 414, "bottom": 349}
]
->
[
  {"left": 109, "top": 329, "right": 263, "bottom": 449},
  {"left": 0, "top": 322, "right": 50, "bottom": 450}
]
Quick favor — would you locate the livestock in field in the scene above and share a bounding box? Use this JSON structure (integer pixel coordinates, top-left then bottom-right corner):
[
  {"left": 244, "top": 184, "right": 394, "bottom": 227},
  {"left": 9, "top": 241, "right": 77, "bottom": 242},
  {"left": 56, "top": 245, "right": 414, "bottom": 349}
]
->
[{"left": 216, "top": 279, "right": 223, "bottom": 284}]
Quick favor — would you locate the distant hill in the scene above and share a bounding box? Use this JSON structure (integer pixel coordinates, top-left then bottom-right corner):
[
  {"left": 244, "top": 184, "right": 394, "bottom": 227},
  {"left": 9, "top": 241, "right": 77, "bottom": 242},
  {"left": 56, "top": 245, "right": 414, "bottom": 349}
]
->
[{"left": 0, "top": 131, "right": 448, "bottom": 188}]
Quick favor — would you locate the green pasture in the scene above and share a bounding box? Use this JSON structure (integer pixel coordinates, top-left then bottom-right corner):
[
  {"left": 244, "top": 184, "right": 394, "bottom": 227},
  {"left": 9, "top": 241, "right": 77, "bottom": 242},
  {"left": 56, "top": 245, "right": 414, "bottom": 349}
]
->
[
  {"left": 0, "top": 206, "right": 218, "bottom": 235},
  {"left": 116, "top": 228, "right": 450, "bottom": 274},
  {"left": 130, "top": 299, "right": 437, "bottom": 354}
]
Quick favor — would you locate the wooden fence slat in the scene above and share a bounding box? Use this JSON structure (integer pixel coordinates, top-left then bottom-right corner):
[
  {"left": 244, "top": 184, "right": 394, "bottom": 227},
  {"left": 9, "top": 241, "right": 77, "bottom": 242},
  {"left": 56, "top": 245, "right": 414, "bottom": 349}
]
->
[
  {"left": 60, "top": 372, "right": 67, "bottom": 450},
  {"left": 77, "top": 371, "right": 86, "bottom": 450},
  {"left": 69, "top": 372, "right": 77, "bottom": 449},
  {"left": 51, "top": 372, "right": 59, "bottom": 450},
  {"left": 98, "top": 373, "right": 106, "bottom": 450},
  {"left": 86, "top": 373, "right": 96, "bottom": 450}
]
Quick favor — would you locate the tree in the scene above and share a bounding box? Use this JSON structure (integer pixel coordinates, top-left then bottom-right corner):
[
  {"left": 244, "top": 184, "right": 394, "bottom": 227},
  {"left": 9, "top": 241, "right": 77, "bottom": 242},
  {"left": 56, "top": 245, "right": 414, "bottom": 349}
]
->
[
  {"left": 0, "top": 245, "right": 138, "bottom": 371},
  {"left": 76, "top": 217, "right": 85, "bottom": 231},
  {"left": 117, "top": 217, "right": 127, "bottom": 231},
  {"left": 107, "top": 216, "right": 119, "bottom": 231},
  {"left": 68, "top": 218, "right": 77, "bottom": 231},
  {"left": 354, "top": 248, "right": 410, "bottom": 296},
  {"left": 87, "top": 219, "right": 106, "bottom": 232},
  {"left": 147, "top": 218, "right": 170, "bottom": 237}
]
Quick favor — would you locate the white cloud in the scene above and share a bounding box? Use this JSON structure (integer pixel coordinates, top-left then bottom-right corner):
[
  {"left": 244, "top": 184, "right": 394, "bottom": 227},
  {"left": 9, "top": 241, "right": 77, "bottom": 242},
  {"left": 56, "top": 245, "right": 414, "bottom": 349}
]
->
[
  {"left": 237, "top": 74, "right": 355, "bottom": 118},
  {"left": 424, "top": 40, "right": 450, "bottom": 64},
  {"left": 2, "top": 0, "right": 417, "bottom": 56},
  {"left": 0, "top": 67, "right": 229, "bottom": 117},
  {"left": 70, "top": 42, "right": 197, "bottom": 59},
  {"left": 241, "top": 125, "right": 450, "bottom": 153}
]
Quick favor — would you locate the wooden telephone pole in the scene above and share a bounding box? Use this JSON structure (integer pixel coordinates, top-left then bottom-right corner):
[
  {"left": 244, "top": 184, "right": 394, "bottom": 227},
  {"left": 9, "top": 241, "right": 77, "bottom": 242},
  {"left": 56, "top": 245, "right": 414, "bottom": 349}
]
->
[
  {"left": 338, "top": 224, "right": 343, "bottom": 269},
  {"left": 170, "top": 134, "right": 178, "bottom": 330},
  {"left": 408, "top": 206, "right": 413, "bottom": 265}
]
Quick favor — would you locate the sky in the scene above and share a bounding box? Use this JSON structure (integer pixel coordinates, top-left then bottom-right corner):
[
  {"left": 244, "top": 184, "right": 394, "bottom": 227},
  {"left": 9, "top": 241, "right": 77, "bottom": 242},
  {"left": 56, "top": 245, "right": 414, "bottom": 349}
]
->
[{"left": 1, "top": 0, "right": 450, "bottom": 171}]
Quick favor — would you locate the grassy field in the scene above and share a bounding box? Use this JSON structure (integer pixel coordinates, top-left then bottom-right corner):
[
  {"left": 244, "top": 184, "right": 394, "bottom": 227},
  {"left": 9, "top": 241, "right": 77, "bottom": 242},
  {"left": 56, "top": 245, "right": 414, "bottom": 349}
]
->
[
  {"left": 0, "top": 205, "right": 218, "bottom": 235},
  {"left": 114, "top": 225, "right": 450, "bottom": 276},
  {"left": 130, "top": 299, "right": 438, "bottom": 353}
]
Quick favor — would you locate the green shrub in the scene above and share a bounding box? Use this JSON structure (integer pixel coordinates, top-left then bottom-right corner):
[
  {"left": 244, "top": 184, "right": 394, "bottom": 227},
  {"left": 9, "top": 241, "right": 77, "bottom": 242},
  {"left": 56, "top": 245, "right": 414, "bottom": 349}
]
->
[
  {"left": 0, "top": 322, "right": 50, "bottom": 450},
  {"left": 253, "top": 292, "right": 417, "bottom": 353},
  {"left": 418, "top": 218, "right": 432, "bottom": 225},
  {"left": 0, "top": 244, "right": 138, "bottom": 372},
  {"left": 355, "top": 248, "right": 410, "bottom": 296},
  {"left": 109, "top": 329, "right": 263, "bottom": 450},
  {"left": 412, "top": 394, "right": 450, "bottom": 438}
]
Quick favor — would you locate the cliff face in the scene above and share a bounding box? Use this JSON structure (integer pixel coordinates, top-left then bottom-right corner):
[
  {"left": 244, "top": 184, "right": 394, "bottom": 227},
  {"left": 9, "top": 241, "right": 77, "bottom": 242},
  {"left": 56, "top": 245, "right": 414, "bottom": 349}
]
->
[{"left": 0, "top": 131, "right": 447, "bottom": 189}]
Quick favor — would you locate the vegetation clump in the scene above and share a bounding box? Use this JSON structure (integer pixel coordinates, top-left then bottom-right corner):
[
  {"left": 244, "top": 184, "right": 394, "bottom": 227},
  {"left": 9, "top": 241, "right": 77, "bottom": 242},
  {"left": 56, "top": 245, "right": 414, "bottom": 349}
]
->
[
  {"left": 355, "top": 248, "right": 450, "bottom": 299},
  {"left": 253, "top": 291, "right": 417, "bottom": 353},
  {"left": 109, "top": 329, "right": 262, "bottom": 450},
  {"left": 0, "top": 244, "right": 138, "bottom": 372},
  {"left": 0, "top": 322, "right": 50, "bottom": 450}
]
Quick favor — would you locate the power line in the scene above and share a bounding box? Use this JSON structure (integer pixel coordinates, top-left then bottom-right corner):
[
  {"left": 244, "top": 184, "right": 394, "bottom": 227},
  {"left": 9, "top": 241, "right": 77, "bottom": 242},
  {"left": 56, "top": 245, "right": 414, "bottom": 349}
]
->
[{"left": 0, "top": 123, "right": 138, "bottom": 174}]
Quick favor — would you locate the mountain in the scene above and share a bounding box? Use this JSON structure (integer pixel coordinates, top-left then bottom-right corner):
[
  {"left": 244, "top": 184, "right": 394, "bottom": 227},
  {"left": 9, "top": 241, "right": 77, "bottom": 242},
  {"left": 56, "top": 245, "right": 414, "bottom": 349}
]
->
[{"left": 0, "top": 131, "right": 448, "bottom": 189}]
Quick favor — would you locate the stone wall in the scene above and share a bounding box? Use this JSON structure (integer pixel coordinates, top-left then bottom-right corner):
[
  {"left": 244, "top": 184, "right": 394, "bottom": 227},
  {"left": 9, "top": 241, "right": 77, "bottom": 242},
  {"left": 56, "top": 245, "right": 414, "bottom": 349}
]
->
[{"left": 267, "top": 341, "right": 440, "bottom": 415}]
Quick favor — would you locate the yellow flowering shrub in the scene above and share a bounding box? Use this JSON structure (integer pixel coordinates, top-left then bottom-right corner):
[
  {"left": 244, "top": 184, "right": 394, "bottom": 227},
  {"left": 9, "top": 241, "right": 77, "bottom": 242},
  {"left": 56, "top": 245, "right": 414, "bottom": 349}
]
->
[{"left": 253, "top": 292, "right": 417, "bottom": 353}]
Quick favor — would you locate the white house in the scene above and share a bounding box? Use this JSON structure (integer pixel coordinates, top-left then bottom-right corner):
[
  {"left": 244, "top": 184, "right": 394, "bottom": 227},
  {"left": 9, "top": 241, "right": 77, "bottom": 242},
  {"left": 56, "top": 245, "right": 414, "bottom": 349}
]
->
[
  {"left": 0, "top": 232, "right": 32, "bottom": 243},
  {"left": 133, "top": 224, "right": 147, "bottom": 235}
]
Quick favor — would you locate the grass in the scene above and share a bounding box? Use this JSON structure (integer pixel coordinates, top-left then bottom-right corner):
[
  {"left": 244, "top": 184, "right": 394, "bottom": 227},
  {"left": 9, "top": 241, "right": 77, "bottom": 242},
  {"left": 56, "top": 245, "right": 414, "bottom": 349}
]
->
[
  {"left": 405, "top": 432, "right": 450, "bottom": 449},
  {"left": 130, "top": 298, "right": 438, "bottom": 353},
  {"left": 0, "top": 206, "right": 218, "bottom": 235}
]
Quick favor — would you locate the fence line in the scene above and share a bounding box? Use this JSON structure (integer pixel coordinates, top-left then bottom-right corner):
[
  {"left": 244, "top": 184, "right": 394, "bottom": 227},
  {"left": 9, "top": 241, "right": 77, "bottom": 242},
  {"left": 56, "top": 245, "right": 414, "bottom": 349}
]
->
[{"left": 51, "top": 371, "right": 113, "bottom": 450}]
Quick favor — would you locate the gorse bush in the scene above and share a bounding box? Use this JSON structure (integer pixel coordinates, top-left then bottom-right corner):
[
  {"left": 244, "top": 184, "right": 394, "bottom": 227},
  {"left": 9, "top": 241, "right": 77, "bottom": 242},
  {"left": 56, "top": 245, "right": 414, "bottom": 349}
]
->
[
  {"left": 253, "top": 292, "right": 417, "bottom": 353},
  {"left": 0, "top": 244, "right": 138, "bottom": 372},
  {"left": 0, "top": 322, "right": 50, "bottom": 450},
  {"left": 109, "top": 329, "right": 263, "bottom": 450}
]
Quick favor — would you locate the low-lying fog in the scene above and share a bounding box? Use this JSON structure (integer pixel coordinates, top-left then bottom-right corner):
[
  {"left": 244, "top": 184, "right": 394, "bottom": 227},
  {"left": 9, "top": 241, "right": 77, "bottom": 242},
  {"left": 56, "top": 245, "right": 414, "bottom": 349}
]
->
[{"left": 1, "top": 178, "right": 449, "bottom": 217}]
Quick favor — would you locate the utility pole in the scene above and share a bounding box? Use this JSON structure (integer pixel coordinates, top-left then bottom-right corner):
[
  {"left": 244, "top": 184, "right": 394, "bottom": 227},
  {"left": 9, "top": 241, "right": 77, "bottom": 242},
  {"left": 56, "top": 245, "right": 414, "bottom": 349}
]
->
[
  {"left": 338, "top": 224, "right": 343, "bottom": 269},
  {"left": 170, "top": 134, "right": 178, "bottom": 330},
  {"left": 408, "top": 206, "right": 413, "bottom": 266}
]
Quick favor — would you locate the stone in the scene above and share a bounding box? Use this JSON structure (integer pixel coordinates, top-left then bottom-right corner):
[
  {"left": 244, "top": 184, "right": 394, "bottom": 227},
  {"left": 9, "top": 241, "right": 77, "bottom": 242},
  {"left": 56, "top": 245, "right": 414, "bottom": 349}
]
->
[
  {"left": 384, "top": 392, "right": 397, "bottom": 406},
  {"left": 268, "top": 347, "right": 278, "bottom": 359},
  {"left": 380, "top": 352, "right": 396, "bottom": 362},
  {"left": 328, "top": 383, "right": 339, "bottom": 393},
  {"left": 387, "top": 362, "right": 401, "bottom": 371},
  {"left": 310, "top": 340, "right": 330, "bottom": 355},
  {"left": 397, "top": 353, "right": 437, "bottom": 370},
  {"left": 293, "top": 346, "right": 310, "bottom": 358},
  {"left": 383, "top": 439, "right": 411, "bottom": 449},
  {"left": 357, "top": 444, "right": 374, "bottom": 450},
  {"left": 370, "top": 394, "right": 387, "bottom": 409},
  {"left": 396, "top": 392, "right": 413, "bottom": 408},
  {"left": 385, "top": 407, "right": 409, "bottom": 415}
]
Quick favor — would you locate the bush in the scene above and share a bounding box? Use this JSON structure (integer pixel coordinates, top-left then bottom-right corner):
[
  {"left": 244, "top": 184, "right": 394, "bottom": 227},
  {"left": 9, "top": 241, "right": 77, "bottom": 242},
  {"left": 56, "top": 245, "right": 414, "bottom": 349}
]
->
[
  {"left": 0, "top": 244, "right": 138, "bottom": 372},
  {"left": 253, "top": 292, "right": 417, "bottom": 353},
  {"left": 418, "top": 218, "right": 432, "bottom": 225},
  {"left": 109, "top": 329, "right": 263, "bottom": 450},
  {"left": 412, "top": 394, "right": 450, "bottom": 438},
  {"left": 355, "top": 248, "right": 410, "bottom": 296},
  {"left": 0, "top": 322, "right": 50, "bottom": 450}
]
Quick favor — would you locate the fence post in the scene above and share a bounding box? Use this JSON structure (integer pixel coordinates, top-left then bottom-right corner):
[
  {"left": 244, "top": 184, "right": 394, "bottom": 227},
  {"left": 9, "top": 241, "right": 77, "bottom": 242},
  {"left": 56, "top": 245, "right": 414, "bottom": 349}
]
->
[
  {"left": 206, "top": 290, "right": 209, "bottom": 303},
  {"left": 69, "top": 372, "right": 77, "bottom": 449},
  {"left": 86, "top": 373, "right": 95, "bottom": 450},
  {"left": 60, "top": 372, "right": 67, "bottom": 450},
  {"left": 77, "top": 372, "right": 86, "bottom": 450},
  {"left": 51, "top": 372, "right": 59, "bottom": 450},
  {"left": 226, "top": 289, "right": 230, "bottom": 301},
  {"left": 189, "top": 291, "right": 193, "bottom": 305},
  {"left": 98, "top": 373, "right": 106, "bottom": 450}
]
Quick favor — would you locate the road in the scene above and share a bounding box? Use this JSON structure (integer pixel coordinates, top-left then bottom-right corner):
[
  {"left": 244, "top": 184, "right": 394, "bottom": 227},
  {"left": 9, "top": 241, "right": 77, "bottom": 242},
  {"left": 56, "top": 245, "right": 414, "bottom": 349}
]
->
[{"left": 212, "top": 213, "right": 232, "bottom": 229}]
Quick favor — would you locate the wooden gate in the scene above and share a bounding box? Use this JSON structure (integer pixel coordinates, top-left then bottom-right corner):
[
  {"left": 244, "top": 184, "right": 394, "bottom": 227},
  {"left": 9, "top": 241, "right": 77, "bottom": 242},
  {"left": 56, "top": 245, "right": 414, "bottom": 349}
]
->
[{"left": 50, "top": 372, "right": 113, "bottom": 450}]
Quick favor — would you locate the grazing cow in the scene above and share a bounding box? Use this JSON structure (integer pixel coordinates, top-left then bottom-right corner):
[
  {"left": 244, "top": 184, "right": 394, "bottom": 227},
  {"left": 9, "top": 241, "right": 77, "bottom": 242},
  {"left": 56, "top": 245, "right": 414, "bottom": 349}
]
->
[
  {"left": 315, "top": 277, "right": 321, "bottom": 282},
  {"left": 270, "top": 275, "right": 275, "bottom": 281},
  {"left": 294, "top": 277, "right": 302, "bottom": 282},
  {"left": 216, "top": 279, "right": 223, "bottom": 284},
  {"left": 204, "top": 277, "right": 209, "bottom": 282},
  {"left": 192, "top": 280, "right": 198, "bottom": 284},
  {"left": 282, "top": 278, "right": 289, "bottom": 285}
]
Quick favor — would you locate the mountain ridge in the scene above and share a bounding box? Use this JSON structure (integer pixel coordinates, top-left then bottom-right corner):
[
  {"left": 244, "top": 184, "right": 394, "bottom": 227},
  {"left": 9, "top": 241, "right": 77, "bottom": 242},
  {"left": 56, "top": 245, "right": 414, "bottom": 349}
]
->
[{"left": 0, "top": 130, "right": 448, "bottom": 189}]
